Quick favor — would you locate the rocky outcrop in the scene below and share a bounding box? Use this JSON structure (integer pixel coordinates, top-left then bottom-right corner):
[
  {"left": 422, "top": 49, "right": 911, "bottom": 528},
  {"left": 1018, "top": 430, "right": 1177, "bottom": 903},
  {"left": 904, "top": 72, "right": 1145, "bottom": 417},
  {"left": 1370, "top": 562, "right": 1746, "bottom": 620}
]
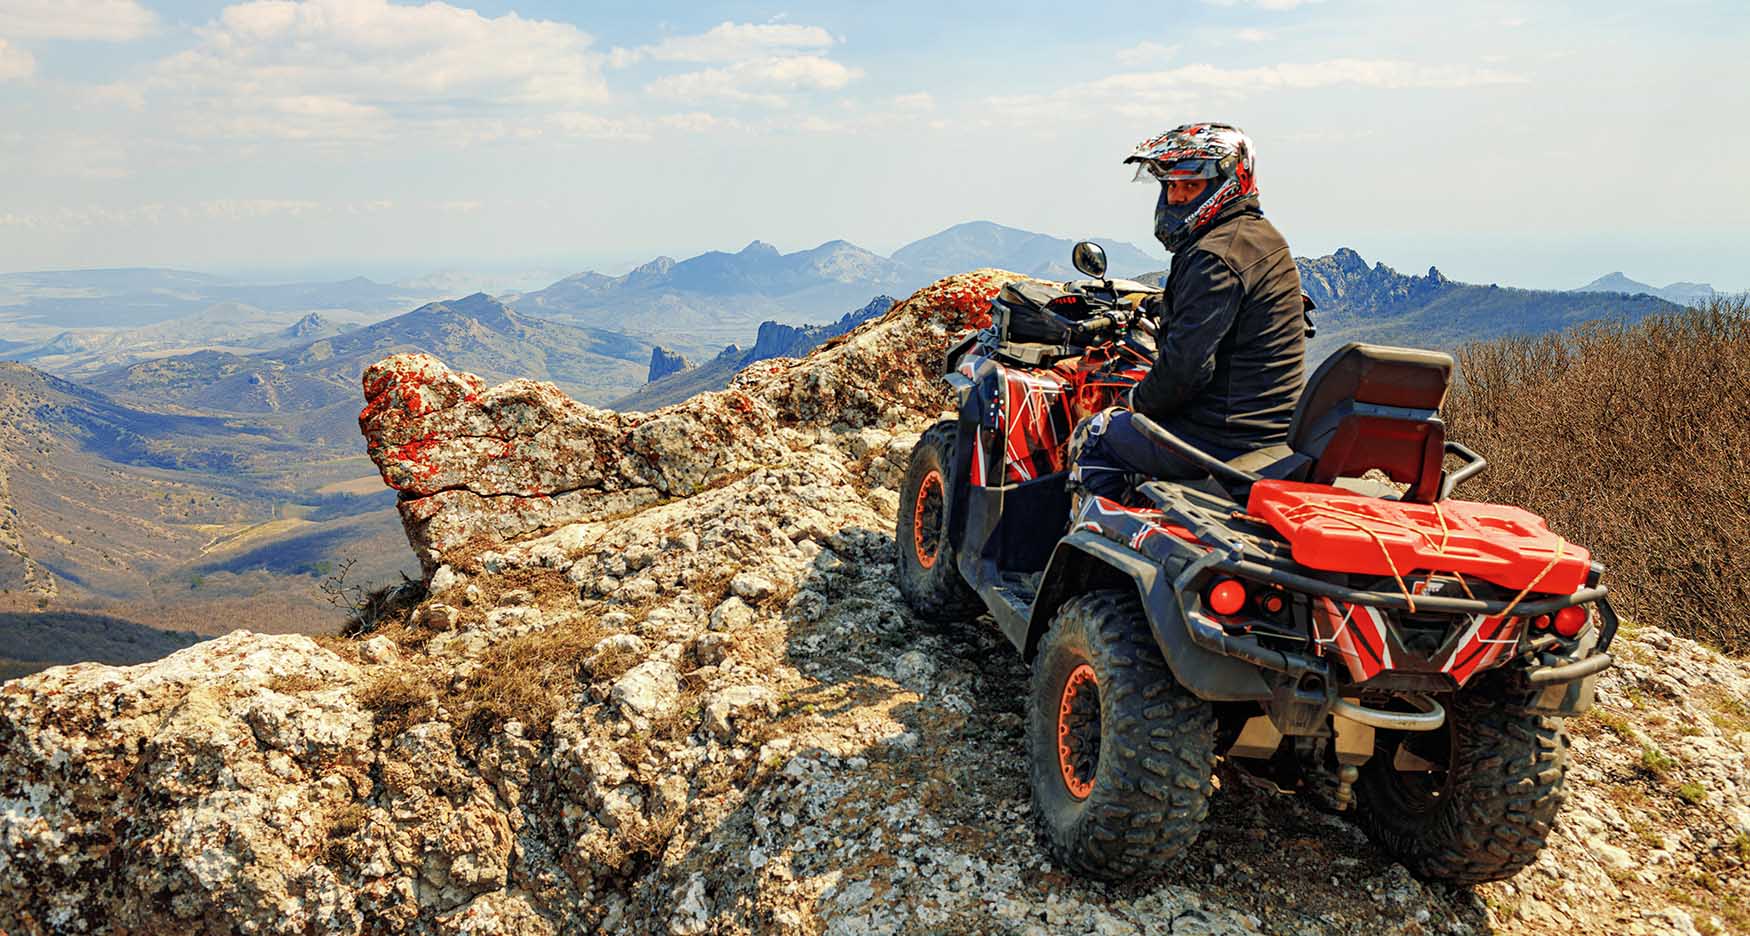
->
[
  {"left": 360, "top": 274, "right": 1002, "bottom": 569},
  {"left": 1296, "top": 247, "right": 1451, "bottom": 316},
  {"left": 4, "top": 270, "right": 1746, "bottom": 935},
  {"left": 744, "top": 296, "right": 896, "bottom": 362},
  {"left": 646, "top": 346, "right": 691, "bottom": 383}
]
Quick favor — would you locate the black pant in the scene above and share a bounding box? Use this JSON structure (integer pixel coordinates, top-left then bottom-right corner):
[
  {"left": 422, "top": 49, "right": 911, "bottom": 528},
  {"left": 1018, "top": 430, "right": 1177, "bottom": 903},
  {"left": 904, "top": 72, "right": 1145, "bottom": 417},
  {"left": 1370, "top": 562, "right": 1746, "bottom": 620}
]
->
[{"left": 1069, "top": 409, "right": 1243, "bottom": 503}]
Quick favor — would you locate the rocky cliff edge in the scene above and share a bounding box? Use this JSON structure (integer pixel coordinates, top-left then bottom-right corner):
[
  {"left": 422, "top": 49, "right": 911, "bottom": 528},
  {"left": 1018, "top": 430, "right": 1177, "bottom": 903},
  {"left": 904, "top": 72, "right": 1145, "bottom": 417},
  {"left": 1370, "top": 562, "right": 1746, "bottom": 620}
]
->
[{"left": 3, "top": 272, "right": 1748, "bottom": 935}]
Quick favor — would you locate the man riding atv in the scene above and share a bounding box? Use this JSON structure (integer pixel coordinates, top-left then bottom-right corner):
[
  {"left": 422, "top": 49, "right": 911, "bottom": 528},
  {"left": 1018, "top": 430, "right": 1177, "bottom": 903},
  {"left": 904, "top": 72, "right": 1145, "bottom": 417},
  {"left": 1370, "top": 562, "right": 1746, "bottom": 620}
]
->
[
  {"left": 895, "top": 118, "right": 1615, "bottom": 887},
  {"left": 1071, "top": 122, "right": 1307, "bottom": 504}
]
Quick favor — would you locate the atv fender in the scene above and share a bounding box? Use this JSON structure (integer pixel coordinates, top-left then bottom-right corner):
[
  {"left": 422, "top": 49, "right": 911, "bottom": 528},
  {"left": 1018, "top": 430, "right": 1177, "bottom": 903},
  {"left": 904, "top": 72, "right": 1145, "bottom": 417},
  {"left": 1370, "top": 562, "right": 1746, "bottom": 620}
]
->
[
  {"left": 1030, "top": 531, "right": 1274, "bottom": 702},
  {"left": 942, "top": 333, "right": 979, "bottom": 376},
  {"left": 943, "top": 357, "right": 1004, "bottom": 562}
]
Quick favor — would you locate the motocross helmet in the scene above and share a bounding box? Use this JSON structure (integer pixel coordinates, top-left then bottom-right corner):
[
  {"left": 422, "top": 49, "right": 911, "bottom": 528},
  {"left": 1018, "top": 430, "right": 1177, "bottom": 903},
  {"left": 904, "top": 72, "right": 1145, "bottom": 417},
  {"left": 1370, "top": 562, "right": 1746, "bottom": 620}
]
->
[{"left": 1125, "top": 122, "right": 1258, "bottom": 253}]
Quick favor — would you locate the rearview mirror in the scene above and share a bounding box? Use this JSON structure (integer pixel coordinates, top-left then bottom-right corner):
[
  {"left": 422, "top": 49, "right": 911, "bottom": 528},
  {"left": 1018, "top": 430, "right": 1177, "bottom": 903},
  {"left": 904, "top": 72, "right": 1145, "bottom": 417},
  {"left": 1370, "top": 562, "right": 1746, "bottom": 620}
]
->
[{"left": 1071, "top": 241, "right": 1108, "bottom": 279}]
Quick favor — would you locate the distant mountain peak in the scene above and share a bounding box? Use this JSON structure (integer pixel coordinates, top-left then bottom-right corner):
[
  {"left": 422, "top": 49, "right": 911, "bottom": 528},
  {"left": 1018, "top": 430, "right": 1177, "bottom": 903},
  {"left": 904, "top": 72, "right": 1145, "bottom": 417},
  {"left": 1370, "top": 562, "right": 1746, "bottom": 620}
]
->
[
  {"left": 1573, "top": 272, "right": 1713, "bottom": 305},
  {"left": 284, "top": 312, "right": 330, "bottom": 338},
  {"left": 409, "top": 293, "right": 521, "bottom": 332},
  {"left": 739, "top": 240, "right": 780, "bottom": 257}
]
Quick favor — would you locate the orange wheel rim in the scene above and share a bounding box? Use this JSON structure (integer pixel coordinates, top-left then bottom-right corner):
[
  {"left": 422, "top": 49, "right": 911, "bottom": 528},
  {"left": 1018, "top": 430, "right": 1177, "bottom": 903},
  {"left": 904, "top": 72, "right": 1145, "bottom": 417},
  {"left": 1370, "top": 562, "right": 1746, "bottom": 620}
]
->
[
  {"left": 912, "top": 469, "right": 944, "bottom": 569},
  {"left": 1057, "top": 663, "right": 1099, "bottom": 800}
]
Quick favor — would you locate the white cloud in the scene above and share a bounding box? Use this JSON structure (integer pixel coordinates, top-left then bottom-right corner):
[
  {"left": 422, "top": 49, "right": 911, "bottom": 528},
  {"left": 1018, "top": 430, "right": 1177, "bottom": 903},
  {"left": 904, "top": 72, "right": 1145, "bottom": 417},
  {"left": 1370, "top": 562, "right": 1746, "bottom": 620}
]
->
[
  {"left": 893, "top": 92, "right": 934, "bottom": 111},
  {"left": 1158, "top": 58, "right": 1526, "bottom": 90},
  {"left": 617, "top": 21, "right": 836, "bottom": 66},
  {"left": 1235, "top": 28, "right": 1274, "bottom": 41},
  {"left": 0, "top": 38, "right": 34, "bottom": 80},
  {"left": 1115, "top": 41, "right": 1177, "bottom": 68},
  {"left": 646, "top": 55, "right": 859, "bottom": 106},
  {"left": 146, "top": 0, "right": 609, "bottom": 141},
  {"left": 3, "top": 198, "right": 473, "bottom": 230},
  {"left": 0, "top": 0, "right": 157, "bottom": 41},
  {"left": 988, "top": 58, "right": 1526, "bottom": 123},
  {"left": 199, "top": 199, "right": 322, "bottom": 220},
  {"left": 547, "top": 111, "right": 649, "bottom": 141},
  {"left": 656, "top": 111, "right": 742, "bottom": 132},
  {"left": 82, "top": 81, "right": 146, "bottom": 109},
  {"left": 1202, "top": 0, "right": 1324, "bottom": 9}
]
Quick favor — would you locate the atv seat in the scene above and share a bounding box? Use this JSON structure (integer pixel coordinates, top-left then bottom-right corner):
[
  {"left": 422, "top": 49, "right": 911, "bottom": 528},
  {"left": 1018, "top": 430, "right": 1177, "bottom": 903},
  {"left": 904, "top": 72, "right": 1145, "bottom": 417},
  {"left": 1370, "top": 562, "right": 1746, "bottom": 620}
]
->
[
  {"left": 1229, "top": 343, "right": 1454, "bottom": 503},
  {"left": 1132, "top": 343, "right": 1456, "bottom": 504}
]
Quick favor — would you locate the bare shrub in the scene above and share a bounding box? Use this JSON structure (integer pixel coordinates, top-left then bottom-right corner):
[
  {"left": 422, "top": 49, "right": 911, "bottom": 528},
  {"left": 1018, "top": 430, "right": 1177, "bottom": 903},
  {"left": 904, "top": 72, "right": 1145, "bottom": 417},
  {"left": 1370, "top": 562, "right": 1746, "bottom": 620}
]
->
[
  {"left": 321, "top": 557, "right": 425, "bottom": 637},
  {"left": 1443, "top": 297, "right": 1750, "bottom": 652}
]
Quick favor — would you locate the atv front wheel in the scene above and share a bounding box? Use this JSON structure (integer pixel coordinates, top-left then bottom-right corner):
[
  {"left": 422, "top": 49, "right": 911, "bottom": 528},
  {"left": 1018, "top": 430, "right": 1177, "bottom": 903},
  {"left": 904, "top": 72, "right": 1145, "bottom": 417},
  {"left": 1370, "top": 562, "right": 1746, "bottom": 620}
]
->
[
  {"left": 1028, "top": 589, "right": 1217, "bottom": 881},
  {"left": 1353, "top": 694, "right": 1568, "bottom": 883},
  {"left": 895, "top": 420, "right": 980, "bottom": 621}
]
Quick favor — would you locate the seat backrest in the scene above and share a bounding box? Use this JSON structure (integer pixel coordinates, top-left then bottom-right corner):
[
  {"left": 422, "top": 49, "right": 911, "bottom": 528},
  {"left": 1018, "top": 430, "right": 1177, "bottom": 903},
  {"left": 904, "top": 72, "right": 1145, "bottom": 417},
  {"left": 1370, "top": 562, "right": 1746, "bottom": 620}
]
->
[{"left": 1288, "top": 343, "right": 1454, "bottom": 502}]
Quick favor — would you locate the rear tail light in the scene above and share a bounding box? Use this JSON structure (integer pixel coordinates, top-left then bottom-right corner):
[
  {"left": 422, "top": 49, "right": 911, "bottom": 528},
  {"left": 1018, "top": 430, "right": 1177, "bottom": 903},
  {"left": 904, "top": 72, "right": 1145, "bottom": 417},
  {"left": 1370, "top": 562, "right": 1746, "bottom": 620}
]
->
[
  {"left": 1554, "top": 606, "right": 1588, "bottom": 638},
  {"left": 1532, "top": 614, "right": 1551, "bottom": 631},
  {"left": 1207, "top": 579, "right": 1248, "bottom": 616},
  {"left": 1260, "top": 593, "right": 1286, "bottom": 615}
]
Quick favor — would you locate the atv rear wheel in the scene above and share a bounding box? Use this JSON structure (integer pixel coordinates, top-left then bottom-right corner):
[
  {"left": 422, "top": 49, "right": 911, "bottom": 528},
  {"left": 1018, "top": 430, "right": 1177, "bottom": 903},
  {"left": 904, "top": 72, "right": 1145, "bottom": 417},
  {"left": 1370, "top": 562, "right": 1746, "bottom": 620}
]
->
[
  {"left": 1353, "top": 694, "right": 1568, "bottom": 884},
  {"left": 1028, "top": 590, "right": 1216, "bottom": 881},
  {"left": 896, "top": 420, "right": 981, "bottom": 621}
]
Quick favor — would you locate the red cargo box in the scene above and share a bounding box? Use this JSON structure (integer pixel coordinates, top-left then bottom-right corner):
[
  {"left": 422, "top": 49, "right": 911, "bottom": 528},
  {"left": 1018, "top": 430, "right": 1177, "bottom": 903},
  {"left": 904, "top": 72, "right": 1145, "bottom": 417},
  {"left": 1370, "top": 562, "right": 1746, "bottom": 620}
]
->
[{"left": 1246, "top": 479, "right": 1590, "bottom": 594}]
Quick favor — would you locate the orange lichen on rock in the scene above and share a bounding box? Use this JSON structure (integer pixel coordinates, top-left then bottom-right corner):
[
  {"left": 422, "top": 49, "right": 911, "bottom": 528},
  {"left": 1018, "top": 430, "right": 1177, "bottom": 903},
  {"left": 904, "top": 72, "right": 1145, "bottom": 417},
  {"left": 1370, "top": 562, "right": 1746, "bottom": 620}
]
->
[{"left": 358, "top": 271, "right": 1015, "bottom": 568}]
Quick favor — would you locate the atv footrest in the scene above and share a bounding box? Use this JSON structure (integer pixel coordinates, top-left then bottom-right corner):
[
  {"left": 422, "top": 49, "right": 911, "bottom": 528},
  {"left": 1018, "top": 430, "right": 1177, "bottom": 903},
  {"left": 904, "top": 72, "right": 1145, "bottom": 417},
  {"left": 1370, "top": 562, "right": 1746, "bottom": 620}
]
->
[
  {"left": 982, "top": 572, "right": 1042, "bottom": 641},
  {"left": 997, "top": 571, "right": 1040, "bottom": 606}
]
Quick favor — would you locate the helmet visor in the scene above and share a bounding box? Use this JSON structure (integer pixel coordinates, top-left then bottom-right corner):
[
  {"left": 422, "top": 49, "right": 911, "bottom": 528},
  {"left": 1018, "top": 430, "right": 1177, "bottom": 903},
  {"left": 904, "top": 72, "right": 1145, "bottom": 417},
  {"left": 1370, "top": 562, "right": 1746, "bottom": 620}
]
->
[{"left": 1129, "top": 157, "right": 1219, "bottom": 183}]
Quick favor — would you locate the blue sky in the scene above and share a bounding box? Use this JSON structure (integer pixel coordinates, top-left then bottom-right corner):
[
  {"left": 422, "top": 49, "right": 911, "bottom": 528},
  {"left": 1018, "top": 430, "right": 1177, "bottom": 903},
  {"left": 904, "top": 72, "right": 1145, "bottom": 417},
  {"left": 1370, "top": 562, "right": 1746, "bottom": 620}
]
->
[{"left": 1, "top": 0, "right": 1745, "bottom": 290}]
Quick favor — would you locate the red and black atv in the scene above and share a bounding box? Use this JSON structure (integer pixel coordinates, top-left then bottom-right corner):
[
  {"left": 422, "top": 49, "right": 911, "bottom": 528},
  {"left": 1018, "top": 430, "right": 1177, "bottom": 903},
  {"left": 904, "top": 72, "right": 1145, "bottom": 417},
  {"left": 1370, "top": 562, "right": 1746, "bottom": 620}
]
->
[{"left": 896, "top": 242, "right": 1615, "bottom": 884}]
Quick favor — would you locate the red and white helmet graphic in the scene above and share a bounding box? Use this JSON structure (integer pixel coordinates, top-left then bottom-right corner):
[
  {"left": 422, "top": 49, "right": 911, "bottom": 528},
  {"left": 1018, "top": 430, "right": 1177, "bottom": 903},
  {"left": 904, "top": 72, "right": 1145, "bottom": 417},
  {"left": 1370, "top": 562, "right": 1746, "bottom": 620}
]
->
[{"left": 1124, "top": 122, "right": 1259, "bottom": 252}]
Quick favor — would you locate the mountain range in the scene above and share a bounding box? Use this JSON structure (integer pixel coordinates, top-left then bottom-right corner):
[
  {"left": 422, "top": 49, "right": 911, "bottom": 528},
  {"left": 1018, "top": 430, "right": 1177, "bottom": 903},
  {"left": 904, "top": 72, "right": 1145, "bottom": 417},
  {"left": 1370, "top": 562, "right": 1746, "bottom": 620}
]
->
[
  {"left": 506, "top": 224, "right": 1163, "bottom": 359},
  {"left": 90, "top": 293, "right": 652, "bottom": 446},
  {"left": 613, "top": 295, "right": 897, "bottom": 411},
  {"left": 0, "top": 268, "right": 446, "bottom": 330},
  {"left": 9, "top": 305, "right": 359, "bottom": 380},
  {"left": 1293, "top": 248, "right": 1681, "bottom": 360},
  {"left": 1571, "top": 272, "right": 1716, "bottom": 306}
]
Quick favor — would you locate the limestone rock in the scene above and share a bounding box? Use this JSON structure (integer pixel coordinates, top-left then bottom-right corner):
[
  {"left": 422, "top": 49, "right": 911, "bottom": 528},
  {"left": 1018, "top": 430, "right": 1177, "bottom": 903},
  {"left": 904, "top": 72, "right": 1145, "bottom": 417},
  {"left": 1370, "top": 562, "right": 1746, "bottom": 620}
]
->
[
  {"left": 710, "top": 596, "right": 757, "bottom": 632},
  {"left": 703, "top": 685, "right": 777, "bottom": 739},
  {"left": 611, "top": 659, "right": 681, "bottom": 720},
  {"left": 729, "top": 572, "right": 777, "bottom": 602}
]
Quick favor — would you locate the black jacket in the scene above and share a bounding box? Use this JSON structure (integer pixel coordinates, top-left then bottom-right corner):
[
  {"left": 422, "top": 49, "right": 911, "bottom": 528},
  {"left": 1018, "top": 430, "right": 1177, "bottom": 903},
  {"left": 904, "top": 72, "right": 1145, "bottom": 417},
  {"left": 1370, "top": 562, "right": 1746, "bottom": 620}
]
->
[{"left": 1130, "top": 199, "right": 1305, "bottom": 451}]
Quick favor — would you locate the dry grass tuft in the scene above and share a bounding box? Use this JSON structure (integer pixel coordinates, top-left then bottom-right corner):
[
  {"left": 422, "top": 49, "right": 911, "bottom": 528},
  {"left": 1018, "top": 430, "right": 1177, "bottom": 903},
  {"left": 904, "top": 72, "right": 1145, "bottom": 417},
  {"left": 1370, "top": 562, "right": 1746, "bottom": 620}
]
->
[
  {"left": 686, "top": 567, "right": 736, "bottom": 606},
  {"left": 356, "top": 666, "right": 442, "bottom": 736},
  {"left": 265, "top": 673, "right": 323, "bottom": 694},
  {"left": 458, "top": 620, "right": 610, "bottom": 737},
  {"left": 1443, "top": 298, "right": 1750, "bottom": 653}
]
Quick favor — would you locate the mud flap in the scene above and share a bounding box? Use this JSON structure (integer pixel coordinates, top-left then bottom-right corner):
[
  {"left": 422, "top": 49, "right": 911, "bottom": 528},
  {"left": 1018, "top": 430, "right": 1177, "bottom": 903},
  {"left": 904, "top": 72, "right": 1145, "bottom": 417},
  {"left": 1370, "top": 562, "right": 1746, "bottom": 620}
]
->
[{"left": 1029, "top": 532, "right": 1273, "bottom": 702}]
